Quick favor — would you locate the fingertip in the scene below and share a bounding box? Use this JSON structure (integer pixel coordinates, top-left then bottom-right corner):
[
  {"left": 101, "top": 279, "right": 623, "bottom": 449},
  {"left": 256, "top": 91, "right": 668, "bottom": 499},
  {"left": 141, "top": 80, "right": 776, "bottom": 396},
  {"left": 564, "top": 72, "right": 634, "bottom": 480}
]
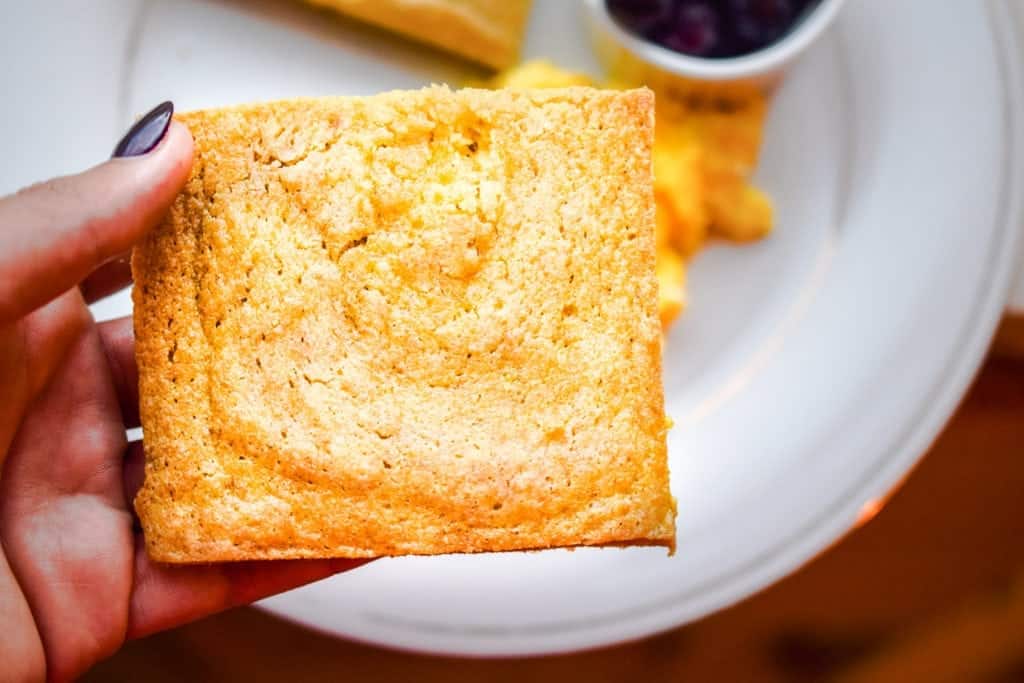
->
[
  {"left": 97, "top": 119, "right": 195, "bottom": 253},
  {"left": 121, "top": 119, "right": 194, "bottom": 203},
  {"left": 0, "top": 117, "right": 196, "bottom": 324},
  {"left": 162, "top": 120, "right": 195, "bottom": 181}
]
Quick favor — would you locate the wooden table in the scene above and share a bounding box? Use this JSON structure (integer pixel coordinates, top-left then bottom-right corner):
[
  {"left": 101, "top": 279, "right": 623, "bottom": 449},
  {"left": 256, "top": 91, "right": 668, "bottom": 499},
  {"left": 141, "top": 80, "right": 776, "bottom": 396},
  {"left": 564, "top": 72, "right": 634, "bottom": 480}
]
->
[{"left": 85, "top": 325, "right": 1024, "bottom": 682}]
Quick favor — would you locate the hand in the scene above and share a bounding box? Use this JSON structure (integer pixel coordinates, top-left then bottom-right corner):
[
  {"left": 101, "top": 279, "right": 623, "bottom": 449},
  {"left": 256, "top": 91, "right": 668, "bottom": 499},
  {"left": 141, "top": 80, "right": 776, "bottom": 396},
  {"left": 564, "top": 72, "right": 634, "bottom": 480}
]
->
[{"left": 0, "top": 104, "right": 361, "bottom": 682}]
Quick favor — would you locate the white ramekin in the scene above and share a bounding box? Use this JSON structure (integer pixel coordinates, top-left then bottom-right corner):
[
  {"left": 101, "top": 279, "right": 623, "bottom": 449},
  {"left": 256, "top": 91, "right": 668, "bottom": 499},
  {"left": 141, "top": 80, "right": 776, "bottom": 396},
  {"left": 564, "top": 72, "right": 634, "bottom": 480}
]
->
[{"left": 581, "top": 0, "right": 847, "bottom": 96}]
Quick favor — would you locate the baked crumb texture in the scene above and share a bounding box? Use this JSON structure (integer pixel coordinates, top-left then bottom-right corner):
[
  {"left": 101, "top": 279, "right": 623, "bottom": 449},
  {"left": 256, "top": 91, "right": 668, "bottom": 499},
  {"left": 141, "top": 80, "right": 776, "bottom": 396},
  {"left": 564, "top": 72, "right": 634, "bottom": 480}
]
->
[
  {"left": 132, "top": 86, "right": 676, "bottom": 562},
  {"left": 304, "top": 0, "right": 532, "bottom": 69}
]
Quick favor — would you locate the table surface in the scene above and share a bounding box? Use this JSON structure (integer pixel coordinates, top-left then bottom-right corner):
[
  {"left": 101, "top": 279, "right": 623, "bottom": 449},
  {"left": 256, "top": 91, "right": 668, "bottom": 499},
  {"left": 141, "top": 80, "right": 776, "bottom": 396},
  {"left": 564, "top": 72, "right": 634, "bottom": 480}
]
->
[{"left": 83, "top": 324, "right": 1024, "bottom": 682}]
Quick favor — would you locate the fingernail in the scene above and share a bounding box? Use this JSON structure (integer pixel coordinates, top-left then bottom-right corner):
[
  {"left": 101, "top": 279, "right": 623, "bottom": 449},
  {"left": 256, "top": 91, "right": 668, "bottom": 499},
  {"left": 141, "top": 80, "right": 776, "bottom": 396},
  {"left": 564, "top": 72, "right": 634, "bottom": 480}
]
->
[{"left": 112, "top": 101, "right": 174, "bottom": 158}]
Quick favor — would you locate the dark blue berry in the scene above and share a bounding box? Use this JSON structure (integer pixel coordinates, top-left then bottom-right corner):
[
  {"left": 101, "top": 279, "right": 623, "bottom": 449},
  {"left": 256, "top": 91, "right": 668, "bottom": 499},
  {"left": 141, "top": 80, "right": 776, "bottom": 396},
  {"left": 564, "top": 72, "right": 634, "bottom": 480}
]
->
[
  {"left": 660, "top": 3, "right": 719, "bottom": 57},
  {"left": 606, "top": 0, "right": 821, "bottom": 59},
  {"left": 607, "top": 0, "right": 676, "bottom": 38}
]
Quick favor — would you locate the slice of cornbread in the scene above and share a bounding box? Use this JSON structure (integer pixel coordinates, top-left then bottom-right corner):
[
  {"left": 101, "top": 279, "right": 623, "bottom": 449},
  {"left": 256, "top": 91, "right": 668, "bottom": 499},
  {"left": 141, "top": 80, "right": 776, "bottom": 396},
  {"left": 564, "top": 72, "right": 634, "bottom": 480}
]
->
[
  {"left": 132, "top": 86, "right": 675, "bottom": 562},
  {"left": 305, "top": 0, "right": 531, "bottom": 69}
]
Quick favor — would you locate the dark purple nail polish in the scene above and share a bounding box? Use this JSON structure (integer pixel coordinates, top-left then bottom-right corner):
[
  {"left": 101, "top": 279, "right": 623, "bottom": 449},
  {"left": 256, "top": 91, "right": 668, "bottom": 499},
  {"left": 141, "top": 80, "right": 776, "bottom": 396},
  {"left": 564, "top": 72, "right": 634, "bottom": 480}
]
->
[{"left": 112, "top": 101, "right": 174, "bottom": 158}]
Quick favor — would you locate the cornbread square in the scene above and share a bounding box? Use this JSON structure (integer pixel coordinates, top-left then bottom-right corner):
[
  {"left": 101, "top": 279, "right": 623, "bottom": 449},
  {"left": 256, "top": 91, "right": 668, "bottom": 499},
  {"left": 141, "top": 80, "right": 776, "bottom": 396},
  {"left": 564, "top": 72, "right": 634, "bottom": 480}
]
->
[
  {"left": 132, "top": 86, "right": 675, "bottom": 562},
  {"left": 305, "top": 0, "right": 532, "bottom": 69}
]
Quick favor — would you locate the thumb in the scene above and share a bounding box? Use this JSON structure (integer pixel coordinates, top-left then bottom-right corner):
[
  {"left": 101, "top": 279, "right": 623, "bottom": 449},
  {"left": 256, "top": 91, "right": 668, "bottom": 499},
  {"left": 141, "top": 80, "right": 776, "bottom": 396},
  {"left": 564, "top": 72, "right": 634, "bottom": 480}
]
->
[{"left": 0, "top": 103, "right": 193, "bottom": 324}]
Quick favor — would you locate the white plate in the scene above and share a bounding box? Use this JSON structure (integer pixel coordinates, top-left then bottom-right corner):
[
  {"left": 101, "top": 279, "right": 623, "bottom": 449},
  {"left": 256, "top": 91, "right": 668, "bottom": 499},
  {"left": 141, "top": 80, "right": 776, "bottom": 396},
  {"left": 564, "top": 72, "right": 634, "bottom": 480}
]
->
[
  {"left": 1006, "top": 0, "right": 1024, "bottom": 315},
  {"left": 3, "top": 0, "right": 1023, "bottom": 657}
]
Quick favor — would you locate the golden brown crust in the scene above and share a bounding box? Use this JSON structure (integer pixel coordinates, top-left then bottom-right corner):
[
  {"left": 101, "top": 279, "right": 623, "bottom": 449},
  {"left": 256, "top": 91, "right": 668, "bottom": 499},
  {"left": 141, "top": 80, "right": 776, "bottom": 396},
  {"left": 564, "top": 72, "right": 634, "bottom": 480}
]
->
[
  {"left": 132, "top": 86, "right": 675, "bottom": 562},
  {"left": 305, "top": 0, "right": 531, "bottom": 69}
]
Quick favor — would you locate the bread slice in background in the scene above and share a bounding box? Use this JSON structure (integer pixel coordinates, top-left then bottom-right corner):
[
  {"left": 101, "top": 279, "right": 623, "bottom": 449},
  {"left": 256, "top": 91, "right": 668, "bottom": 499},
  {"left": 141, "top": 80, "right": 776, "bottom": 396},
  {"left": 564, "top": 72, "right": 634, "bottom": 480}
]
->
[
  {"left": 305, "top": 0, "right": 532, "bottom": 69},
  {"left": 132, "top": 86, "right": 675, "bottom": 562}
]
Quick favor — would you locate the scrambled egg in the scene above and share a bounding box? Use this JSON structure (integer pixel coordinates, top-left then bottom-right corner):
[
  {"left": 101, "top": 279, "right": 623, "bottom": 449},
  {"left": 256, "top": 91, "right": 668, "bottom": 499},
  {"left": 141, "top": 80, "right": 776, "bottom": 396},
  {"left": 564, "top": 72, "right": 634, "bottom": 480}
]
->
[{"left": 484, "top": 60, "right": 774, "bottom": 329}]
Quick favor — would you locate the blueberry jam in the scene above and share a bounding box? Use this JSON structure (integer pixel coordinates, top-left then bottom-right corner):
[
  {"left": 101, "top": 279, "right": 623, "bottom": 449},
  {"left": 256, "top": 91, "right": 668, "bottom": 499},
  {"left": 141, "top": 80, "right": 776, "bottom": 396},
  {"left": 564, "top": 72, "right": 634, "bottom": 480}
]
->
[{"left": 607, "top": 0, "right": 821, "bottom": 59}]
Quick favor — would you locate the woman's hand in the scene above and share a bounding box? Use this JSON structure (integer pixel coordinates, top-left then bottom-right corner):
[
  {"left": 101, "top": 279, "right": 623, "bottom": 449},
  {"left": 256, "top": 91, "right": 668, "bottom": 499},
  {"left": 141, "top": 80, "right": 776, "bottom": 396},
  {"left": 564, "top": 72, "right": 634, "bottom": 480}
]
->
[{"left": 0, "top": 103, "right": 359, "bottom": 682}]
